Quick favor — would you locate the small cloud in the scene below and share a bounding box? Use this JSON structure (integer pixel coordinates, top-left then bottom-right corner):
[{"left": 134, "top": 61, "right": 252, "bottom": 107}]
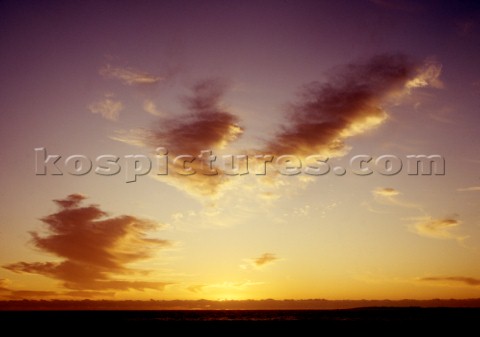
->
[
  {"left": 88, "top": 95, "right": 123, "bottom": 121},
  {"left": 252, "top": 253, "right": 278, "bottom": 267},
  {"left": 100, "top": 64, "right": 162, "bottom": 86},
  {"left": 110, "top": 128, "right": 151, "bottom": 147},
  {"left": 293, "top": 205, "right": 311, "bottom": 216},
  {"left": 420, "top": 276, "right": 480, "bottom": 286},
  {"left": 259, "top": 191, "right": 281, "bottom": 201},
  {"left": 373, "top": 187, "right": 400, "bottom": 197},
  {"left": 372, "top": 187, "right": 424, "bottom": 211},
  {"left": 143, "top": 99, "right": 162, "bottom": 116},
  {"left": 457, "top": 186, "right": 480, "bottom": 192},
  {"left": 406, "top": 58, "right": 443, "bottom": 89},
  {"left": 241, "top": 253, "right": 279, "bottom": 270},
  {"left": 410, "top": 216, "right": 463, "bottom": 240}
]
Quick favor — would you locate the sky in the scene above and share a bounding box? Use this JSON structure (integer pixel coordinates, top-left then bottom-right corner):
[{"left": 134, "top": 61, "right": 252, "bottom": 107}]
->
[{"left": 0, "top": 0, "right": 480, "bottom": 302}]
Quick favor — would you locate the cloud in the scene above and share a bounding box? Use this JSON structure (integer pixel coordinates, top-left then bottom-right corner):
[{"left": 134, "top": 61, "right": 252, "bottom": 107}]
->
[
  {"left": 113, "top": 79, "right": 243, "bottom": 154},
  {"left": 372, "top": 187, "right": 425, "bottom": 212},
  {"left": 113, "top": 78, "right": 244, "bottom": 197},
  {"left": 239, "top": 252, "right": 279, "bottom": 270},
  {"left": 406, "top": 58, "right": 443, "bottom": 89},
  {"left": 373, "top": 187, "right": 400, "bottom": 197},
  {"left": 372, "top": 190, "right": 466, "bottom": 241},
  {"left": 110, "top": 128, "right": 152, "bottom": 147},
  {"left": 410, "top": 217, "right": 463, "bottom": 240},
  {"left": 88, "top": 95, "right": 123, "bottom": 121},
  {"left": 100, "top": 64, "right": 162, "bottom": 85},
  {"left": 420, "top": 276, "right": 480, "bottom": 286},
  {"left": 3, "top": 194, "right": 172, "bottom": 292},
  {"left": 111, "top": 56, "right": 441, "bottom": 200},
  {"left": 147, "top": 78, "right": 243, "bottom": 154},
  {"left": 264, "top": 53, "right": 438, "bottom": 157},
  {"left": 143, "top": 99, "right": 162, "bottom": 116},
  {"left": 252, "top": 253, "right": 278, "bottom": 267},
  {"left": 457, "top": 186, "right": 480, "bottom": 192}
]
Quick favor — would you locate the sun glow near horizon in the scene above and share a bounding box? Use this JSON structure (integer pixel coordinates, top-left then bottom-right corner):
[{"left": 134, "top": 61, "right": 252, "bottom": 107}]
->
[{"left": 1, "top": 1, "right": 480, "bottom": 304}]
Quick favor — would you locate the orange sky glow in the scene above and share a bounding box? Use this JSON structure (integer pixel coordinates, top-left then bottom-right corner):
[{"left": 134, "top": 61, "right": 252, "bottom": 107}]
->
[{"left": 1, "top": 1, "right": 480, "bottom": 305}]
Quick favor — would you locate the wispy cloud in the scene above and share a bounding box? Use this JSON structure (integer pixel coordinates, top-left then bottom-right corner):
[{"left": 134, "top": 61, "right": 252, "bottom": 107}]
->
[
  {"left": 100, "top": 64, "right": 162, "bottom": 85},
  {"left": 457, "top": 186, "right": 480, "bottom": 192},
  {"left": 410, "top": 216, "right": 464, "bottom": 240},
  {"left": 406, "top": 58, "right": 443, "bottom": 89},
  {"left": 143, "top": 99, "right": 163, "bottom": 116},
  {"left": 253, "top": 253, "right": 278, "bottom": 267},
  {"left": 420, "top": 276, "right": 480, "bottom": 286},
  {"left": 110, "top": 128, "right": 151, "bottom": 147},
  {"left": 88, "top": 95, "right": 123, "bottom": 121},
  {"left": 3, "top": 194, "right": 172, "bottom": 293},
  {"left": 0, "top": 278, "right": 117, "bottom": 299},
  {"left": 372, "top": 187, "right": 424, "bottom": 212},
  {"left": 372, "top": 189, "right": 466, "bottom": 241},
  {"left": 373, "top": 187, "right": 400, "bottom": 197}
]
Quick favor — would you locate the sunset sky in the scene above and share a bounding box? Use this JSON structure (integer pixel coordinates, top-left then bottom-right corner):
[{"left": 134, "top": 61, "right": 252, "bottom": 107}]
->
[{"left": 1, "top": 0, "right": 480, "bottom": 302}]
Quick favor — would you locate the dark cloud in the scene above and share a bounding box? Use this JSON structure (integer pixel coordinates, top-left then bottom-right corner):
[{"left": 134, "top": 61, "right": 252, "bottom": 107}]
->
[
  {"left": 114, "top": 78, "right": 244, "bottom": 197},
  {"left": 265, "top": 54, "right": 419, "bottom": 157},
  {"left": 147, "top": 78, "right": 243, "bottom": 154},
  {"left": 3, "top": 194, "right": 172, "bottom": 292},
  {"left": 113, "top": 78, "right": 243, "bottom": 154},
  {"left": 420, "top": 276, "right": 480, "bottom": 286},
  {"left": 253, "top": 253, "right": 278, "bottom": 267}
]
